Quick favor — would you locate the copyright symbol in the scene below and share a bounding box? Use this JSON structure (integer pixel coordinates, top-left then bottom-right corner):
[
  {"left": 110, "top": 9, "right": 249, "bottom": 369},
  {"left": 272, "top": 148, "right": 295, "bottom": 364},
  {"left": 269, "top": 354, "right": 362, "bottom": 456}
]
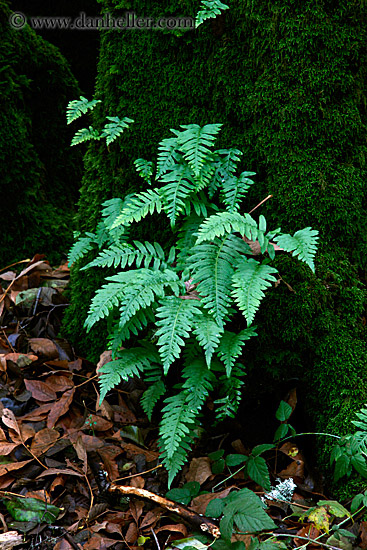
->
[{"left": 9, "top": 12, "right": 27, "bottom": 29}]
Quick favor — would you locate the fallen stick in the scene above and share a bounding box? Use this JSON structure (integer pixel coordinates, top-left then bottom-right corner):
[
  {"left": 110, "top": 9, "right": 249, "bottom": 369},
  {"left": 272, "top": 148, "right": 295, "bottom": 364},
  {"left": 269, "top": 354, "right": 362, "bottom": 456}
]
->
[{"left": 109, "top": 483, "right": 220, "bottom": 538}]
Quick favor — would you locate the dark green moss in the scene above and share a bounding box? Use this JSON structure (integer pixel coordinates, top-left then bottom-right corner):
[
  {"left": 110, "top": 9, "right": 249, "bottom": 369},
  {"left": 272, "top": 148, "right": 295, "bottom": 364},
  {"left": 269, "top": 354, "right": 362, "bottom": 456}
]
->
[
  {"left": 0, "top": 1, "right": 82, "bottom": 265},
  {"left": 65, "top": 0, "right": 367, "bottom": 496}
]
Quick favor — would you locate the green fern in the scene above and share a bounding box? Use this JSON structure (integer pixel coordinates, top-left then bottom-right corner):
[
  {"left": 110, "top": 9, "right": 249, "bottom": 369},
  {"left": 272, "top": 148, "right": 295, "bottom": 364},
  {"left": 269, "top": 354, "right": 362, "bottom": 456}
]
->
[
  {"left": 155, "top": 297, "right": 203, "bottom": 374},
  {"left": 274, "top": 227, "right": 319, "bottom": 272},
  {"left": 215, "top": 365, "right": 246, "bottom": 420},
  {"left": 195, "top": 0, "right": 230, "bottom": 28},
  {"left": 98, "top": 347, "right": 151, "bottom": 402},
  {"left": 68, "top": 233, "right": 97, "bottom": 266},
  {"left": 193, "top": 311, "right": 223, "bottom": 366},
  {"left": 178, "top": 124, "right": 222, "bottom": 178},
  {"left": 159, "top": 392, "right": 197, "bottom": 485},
  {"left": 161, "top": 164, "right": 197, "bottom": 226},
  {"left": 134, "top": 158, "right": 154, "bottom": 185},
  {"left": 66, "top": 96, "right": 101, "bottom": 124},
  {"left": 156, "top": 135, "right": 182, "bottom": 180},
  {"left": 190, "top": 234, "right": 250, "bottom": 326},
  {"left": 109, "top": 308, "right": 155, "bottom": 354},
  {"left": 112, "top": 188, "right": 163, "bottom": 228},
  {"left": 182, "top": 357, "right": 215, "bottom": 408},
  {"left": 232, "top": 258, "right": 279, "bottom": 326},
  {"left": 220, "top": 173, "right": 256, "bottom": 213},
  {"left": 196, "top": 211, "right": 261, "bottom": 245},
  {"left": 217, "top": 328, "right": 257, "bottom": 376},
  {"left": 71, "top": 126, "right": 101, "bottom": 146},
  {"left": 101, "top": 116, "right": 134, "bottom": 146}
]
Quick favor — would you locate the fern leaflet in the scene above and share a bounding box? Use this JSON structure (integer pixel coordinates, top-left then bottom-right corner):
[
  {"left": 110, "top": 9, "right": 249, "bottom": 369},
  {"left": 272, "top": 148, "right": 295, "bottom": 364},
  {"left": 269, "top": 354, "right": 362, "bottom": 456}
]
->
[
  {"left": 68, "top": 233, "right": 97, "bottom": 266},
  {"left": 156, "top": 135, "right": 181, "bottom": 180},
  {"left": 217, "top": 328, "right": 257, "bottom": 376},
  {"left": 71, "top": 126, "right": 100, "bottom": 146},
  {"left": 66, "top": 96, "right": 101, "bottom": 124},
  {"left": 214, "top": 365, "right": 246, "bottom": 420},
  {"left": 220, "top": 173, "right": 256, "bottom": 212},
  {"left": 190, "top": 234, "right": 250, "bottom": 326},
  {"left": 159, "top": 392, "right": 197, "bottom": 486},
  {"left": 109, "top": 307, "right": 155, "bottom": 353},
  {"left": 274, "top": 227, "right": 319, "bottom": 272},
  {"left": 161, "top": 164, "right": 197, "bottom": 227},
  {"left": 178, "top": 124, "right": 222, "bottom": 177},
  {"left": 101, "top": 116, "right": 134, "bottom": 146},
  {"left": 196, "top": 211, "right": 260, "bottom": 244},
  {"left": 155, "top": 296, "right": 203, "bottom": 374},
  {"left": 112, "top": 188, "right": 162, "bottom": 228},
  {"left": 182, "top": 357, "right": 215, "bottom": 408},
  {"left": 232, "top": 258, "right": 279, "bottom": 326},
  {"left": 192, "top": 311, "right": 223, "bottom": 366},
  {"left": 195, "top": 0, "right": 230, "bottom": 28},
  {"left": 134, "top": 158, "right": 154, "bottom": 185},
  {"left": 98, "top": 347, "right": 151, "bottom": 402}
]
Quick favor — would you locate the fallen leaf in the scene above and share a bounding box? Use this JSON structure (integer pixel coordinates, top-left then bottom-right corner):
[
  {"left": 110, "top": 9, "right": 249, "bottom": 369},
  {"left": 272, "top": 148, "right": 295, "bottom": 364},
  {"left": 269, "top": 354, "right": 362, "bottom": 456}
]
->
[
  {"left": 295, "top": 525, "right": 321, "bottom": 547},
  {"left": 0, "top": 531, "right": 23, "bottom": 549},
  {"left": 139, "top": 508, "right": 162, "bottom": 530},
  {"left": 190, "top": 487, "right": 233, "bottom": 515},
  {"left": 47, "top": 388, "right": 75, "bottom": 428},
  {"left": 185, "top": 457, "right": 212, "bottom": 485},
  {"left": 359, "top": 521, "right": 367, "bottom": 550},
  {"left": 0, "top": 460, "right": 32, "bottom": 476},
  {"left": 83, "top": 414, "right": 113, "bottom": 432},
  {"left": 83, "top": 533, "right": 117, "bottom": 550},
  {"left": 130, "top": 476, "right": 145, "bottom": 489},
  {"left": 24, "top": 380, "right": 57, "bottom": 402},
  {"left": 28, "top": 338, "right": 59, "bottom": 360},
  {"left": 30, "top": 428, "right": 59, "bottom": 456},
  {"left": 98, "top": 446, "right": 122, "bottom": 481},
  {"left": 97, "top": 351, "right": 112, "bottom": 372},
  {"left": 156, "top": 524, "right": 188, "bottom": 536},
  {"left": 37, "top": 468, "right": 84, "bottom": 479},
  {"left": 2, "top": 408, "right": 21, "bottom": 437}
]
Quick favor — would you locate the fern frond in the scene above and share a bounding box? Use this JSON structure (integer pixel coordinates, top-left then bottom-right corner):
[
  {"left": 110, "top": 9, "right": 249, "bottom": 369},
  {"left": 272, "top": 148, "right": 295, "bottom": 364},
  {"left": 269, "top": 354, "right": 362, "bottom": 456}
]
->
[
  {"left": 159, "top": 392, "right": 197, "bottom": 485},
  {"left": 118, "top": 269, "right": 182, "bottom": 330},
  {"left": 71, "top": 126, "right": 101, "bottom": 146},
  {"left": 175, "top": 214, "right": 204, "bottom": 269},
  {"left": 196, "top": 211, "right": 261, "bottom": 244},
  {"left": 109, "top": 308, "right": 155, "bottom": 354},
  {"left": 141, "top": 380, "right": 166, "bottom": 421},
  {"left": 192, "top": 311, "right": 223, "bottom": 366},
  {"left": 220, "top": 172, "right": 256, "bottom": 212},
  {"left": 134, "top": 158, "right": 154, "bottom": 185},
  {"left": 232, "top": 258, "right": 278, "bottom": 326},
  {"left": 68, "top": 233, "right": 96, "bottom": 266},
  {"left": 177, "top": 124, "right": 222, "bottom": 177},
  {"left": 98, "top": 347, "right": 151, "bottom": 402},
  {"left": 161, "top": 164, "right": 197, "bottom": 227},
  {"left": 81, "top": 243, "right": 134, "bottom": 270},
  {"left": 214, "top": 366, "right": 246, "bottom": 420},
  {"left": 182, "top": 357, "right": 215, "bottom": 408},
  {"left": 66, "top": 96, "right": 101, "bottom": 124},
  {"left": 274, "top": 227, "right": 319, "bottom": 272},
  {"left": 155, "top": 296, "right": 203, "bottom": 374},
  {"left": 195, "top": 0, "right": 230, "bottom": 28},
  {"left": 111, "top": 189, "right": 162, "bottom": 228},
  {"left": 101, "top": 116, "right": 134, "bottom": 146},
  {"left": 156, "top": 135, "right": 182, "bottom": 180},
  {"left": 217, "top": 327, "right": 257, "bottom": 376},
  {"left": 190, "top": 234, "right": 250, "bottom": 326}
]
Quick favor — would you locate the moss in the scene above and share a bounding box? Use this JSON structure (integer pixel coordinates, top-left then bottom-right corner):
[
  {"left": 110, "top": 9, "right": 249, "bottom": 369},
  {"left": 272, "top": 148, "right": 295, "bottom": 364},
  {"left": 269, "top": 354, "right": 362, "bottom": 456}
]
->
[
  {"left": 0, "top": 1, "right": 82, "bottom": 265},
  {"left": 65, "top": 0, "right": 367, "bottom": 495}
]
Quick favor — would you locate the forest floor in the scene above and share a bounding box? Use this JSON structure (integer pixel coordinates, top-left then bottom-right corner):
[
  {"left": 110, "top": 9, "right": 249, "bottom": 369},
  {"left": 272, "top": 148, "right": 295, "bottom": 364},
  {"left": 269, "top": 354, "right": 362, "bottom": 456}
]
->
[{"left": 0, "top": 256, "right": 365, "bottom": 550}]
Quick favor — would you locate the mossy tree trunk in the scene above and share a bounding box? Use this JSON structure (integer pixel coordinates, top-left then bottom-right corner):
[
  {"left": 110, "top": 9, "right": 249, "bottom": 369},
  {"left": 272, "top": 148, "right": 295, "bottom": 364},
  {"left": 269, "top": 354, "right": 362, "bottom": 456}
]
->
[
  {"left": 0, "top": 1, "right": 82, "bottom": 265},
  {"left": 65, "top": 0, "right": 367, "bottom": 496}
]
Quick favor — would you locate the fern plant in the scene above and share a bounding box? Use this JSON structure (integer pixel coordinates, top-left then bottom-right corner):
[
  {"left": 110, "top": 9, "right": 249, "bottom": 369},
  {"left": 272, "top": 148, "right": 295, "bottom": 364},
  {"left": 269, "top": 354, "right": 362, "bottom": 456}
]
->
[{"left": 69, "top": 122, "right": 319, "bottom": 486}]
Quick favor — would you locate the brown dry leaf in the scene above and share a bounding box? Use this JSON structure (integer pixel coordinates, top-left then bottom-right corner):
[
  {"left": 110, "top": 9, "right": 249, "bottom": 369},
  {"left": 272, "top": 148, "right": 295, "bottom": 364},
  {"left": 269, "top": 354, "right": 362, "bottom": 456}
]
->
[
  {"left": 0, "top": 271, "right": 16, "bottom": 281},
  {"left": 120, "top": 441, "right": 159, "bottom": 462},
  {"left": 54, "top": 539, "right": 76, "bottom": 550},
  {"left": 50, "top": 474, "right": 66, "bottom": 494},
  {"left": 156, "top": 524, "right": 188, "bottom": 536},
  {"left": 28, "top": 338, "right": 59, "bottom": 360},
  {"left": 0, "top": 427, "right": 20, "bottom": 455},
  {"left": 45, "top": 374, "right": 74, "bottom": 392},
  {"left": 112, "top": 398, "right": 137, "bottom": 424},
  {"left": 47, "top": 388, "right": 75, "bottom": 428},
  {"left": 185, "top": 457, "right": 212, "bottom": 485},
  {"left": 130, "top": 476, "right": 145, "bottom": 489},
  {"left": 243, "top": 236, "right": 284, "bottom": 256},
  {"left": 30, "top": 428, "right": 59, "bottom": 456},
  {"left": 231, "top": 534, "right": 252, "bottom": 547},
  {"left": 279, "top": 442, "right": 301, "bottom": 460},
  {"left": 285, "top": 387, "right": 297, "bottom": 412},
  {"left": 18, "top": 402, "right": 54, "bottom": 421},
  {"left": 130, "top": 499, "right": 144, "bottom": 525},
  {"left": 125, "top": 521, "right": 139, "bottom": 544},
  {"left": 190, "top": 487, "right": 233, "bottom": 515},
  {"left": 278, "top": 459, "right": 304, "bottom": 480},
  {"left": 73, "top": 435, "right": 88, "bottom": 474},
  {"left": 139, "top": 508, "right": 162, "bottom": 531},
  {"left": 9, "top": 423, "right": 35, "bottom": 444},
  {"left": 83, "top": 414, "right": 113, "bottom": 432},
  {"left": 83, "top": 534, "right": 117, "bottom": 550},
  {"left": 24, "top": 380, "right": 57, "bottom": 402},
  {"left": 2, "top": 408, "right": 21, "bottom": 437},
  {"left": 0, "top": 475, "right": 14, "bottom": 489},
  {"left": 359, "top": 521, "right": 367, "bottom": 550},
  {"left": 96, "top": 399, "right": 114, "bottom": 421},
  {"left": 0, "top": 460, "right": 32, "bottom": 476},
  {"left": 1, "top": 353, "right": 38, "bottom": 369},
  {"left": 68, "top": 358, "right": 83, "bottom": 372},
  {"left": 98, "top": 446, "right": 122, "bottom": 481},
  {"left": 294, "top": 525, "right": 321, "bottom": 547}
]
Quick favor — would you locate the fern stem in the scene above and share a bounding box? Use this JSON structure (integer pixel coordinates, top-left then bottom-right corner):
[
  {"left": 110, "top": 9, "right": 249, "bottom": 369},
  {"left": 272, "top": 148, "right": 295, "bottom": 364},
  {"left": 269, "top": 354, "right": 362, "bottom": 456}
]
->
[{"left": 248, "top": 194, "right": 273, "bottom": 214}]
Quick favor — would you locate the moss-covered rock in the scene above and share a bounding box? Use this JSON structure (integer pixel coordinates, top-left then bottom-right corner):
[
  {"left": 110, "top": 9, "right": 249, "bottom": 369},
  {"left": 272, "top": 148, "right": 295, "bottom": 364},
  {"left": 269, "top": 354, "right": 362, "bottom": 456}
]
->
[
  {"left": 0, "top": 1, "right": 82, "bottom": 265},
  {"left": 65, "top": 0, "right": 367, "bottom": 496}
]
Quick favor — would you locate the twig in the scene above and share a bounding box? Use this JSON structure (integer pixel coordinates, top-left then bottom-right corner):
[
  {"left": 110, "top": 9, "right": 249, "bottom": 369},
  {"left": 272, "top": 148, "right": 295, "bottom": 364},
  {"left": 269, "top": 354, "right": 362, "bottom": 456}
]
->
[
  {"left": 1, "top": 329, "right": 15, "bottom": 353},
  {"left": 109, "top": 483, "right": 220, "bottom": 538},
  {"left": 151, "top": 528, "right": 161, "bottom": 550},
  {"left": 248, "top": 194, "right": 273, "bottom": 214},
  {"left": 85, "top": 473, "right": 95, "bottom": 522},
  {"left": 0, "top": 259, "right": 30, "bottom": 274},
  {"left": 114, "top": 464, "right": 162, "bottom": 482}
]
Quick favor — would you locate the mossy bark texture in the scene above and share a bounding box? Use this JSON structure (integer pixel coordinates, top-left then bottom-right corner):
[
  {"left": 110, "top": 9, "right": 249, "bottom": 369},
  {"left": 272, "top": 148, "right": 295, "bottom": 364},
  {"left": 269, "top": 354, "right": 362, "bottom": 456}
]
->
[
  {"left": 0, "top": 1, "right": 81, "bottom": 265},
  {"left": 66, "top": 0, "right": 367, "bottom": 496}
]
